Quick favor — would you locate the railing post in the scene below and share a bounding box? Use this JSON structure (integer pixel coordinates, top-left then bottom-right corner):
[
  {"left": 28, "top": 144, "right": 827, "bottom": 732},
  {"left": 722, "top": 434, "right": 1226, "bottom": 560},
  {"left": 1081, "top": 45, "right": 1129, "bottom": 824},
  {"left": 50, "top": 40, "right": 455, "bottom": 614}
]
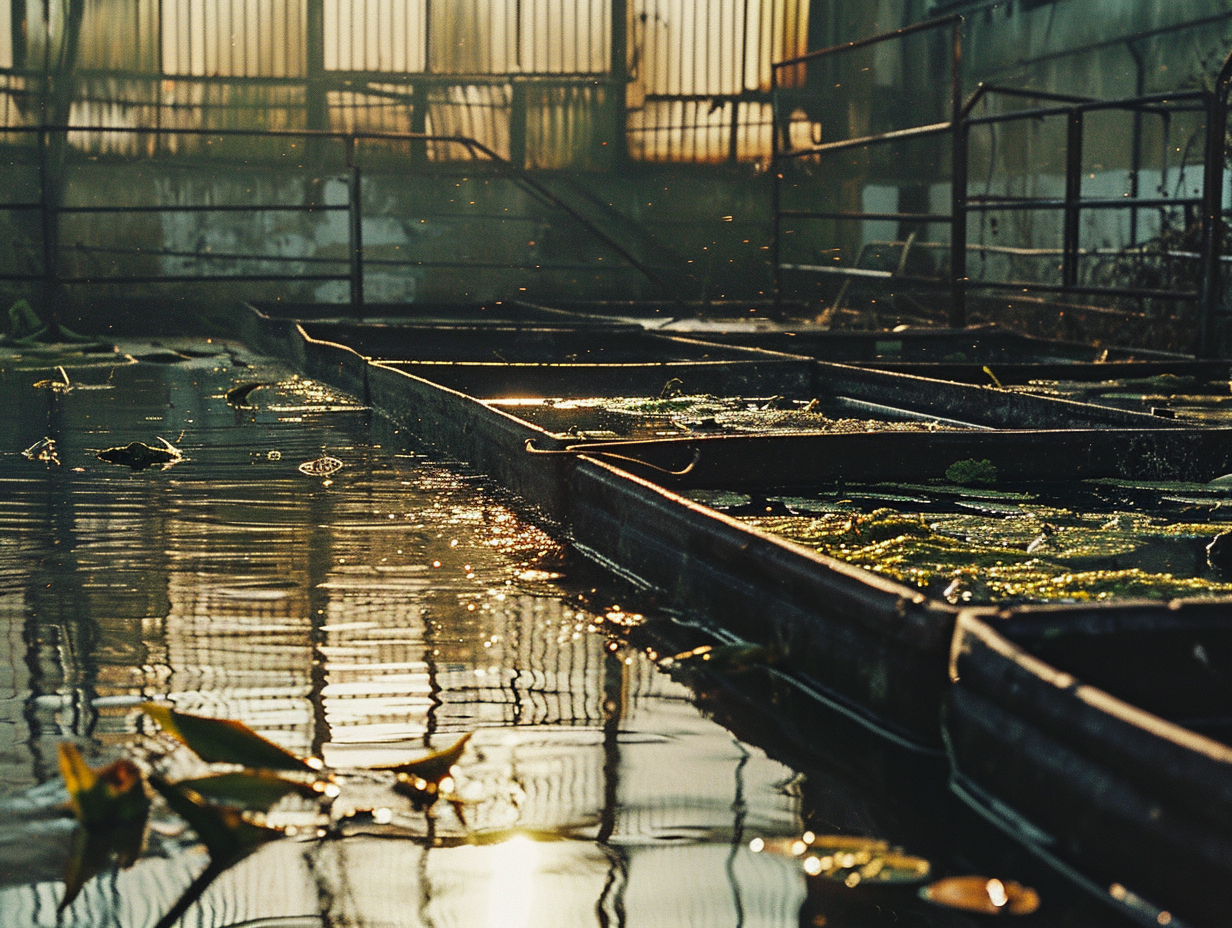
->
[
  {"left": 347, "top": 139, "right": 364, "bottom": 317},
  {"left": 948, "top": 17, "right": 965, "bottom": 328},
  {"left": 1062, "top": 108, "right": 1084, "bottom": 290},
  {"left": 1200, "top": 79, "right": 1228, "bottom": 358},
  {"left": 950, "top": 119, "right": 968, "bottom": 329},
  {"left": 770, "top": 61, "right": 782, "bottom": 316},
  {"left": 38, "top": 126, "right": 57, "bottom": 319}
]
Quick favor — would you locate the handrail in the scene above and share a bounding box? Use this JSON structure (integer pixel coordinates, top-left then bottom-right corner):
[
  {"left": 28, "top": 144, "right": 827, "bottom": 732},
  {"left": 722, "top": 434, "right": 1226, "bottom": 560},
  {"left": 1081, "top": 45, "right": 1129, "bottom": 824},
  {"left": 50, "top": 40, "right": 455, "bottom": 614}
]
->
[
  {"left": 1, "top": 123, "right": 683, "bottom": 312},
  {"left": 770, "top": 15, "right": 964, "bottom": 320},
  {"left": 772, "top": 24, "right": 1231, "bottom": 351},
  {"left": 773, "top": 14, "right": 963, "bottom": 70}
]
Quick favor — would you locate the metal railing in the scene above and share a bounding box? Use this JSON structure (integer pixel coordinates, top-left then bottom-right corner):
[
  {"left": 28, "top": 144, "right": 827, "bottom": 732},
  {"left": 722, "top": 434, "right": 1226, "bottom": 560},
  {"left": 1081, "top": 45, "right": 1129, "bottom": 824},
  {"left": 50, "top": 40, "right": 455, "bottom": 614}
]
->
[
  {"left": 771, "top": 14, "right": 1232, "bottom": 355},
  {"left": 770, "top": 15, "right": 964, "bottom": 319},
  {"left": 0, "top": 123, "right": 682, "bottom": 313}
]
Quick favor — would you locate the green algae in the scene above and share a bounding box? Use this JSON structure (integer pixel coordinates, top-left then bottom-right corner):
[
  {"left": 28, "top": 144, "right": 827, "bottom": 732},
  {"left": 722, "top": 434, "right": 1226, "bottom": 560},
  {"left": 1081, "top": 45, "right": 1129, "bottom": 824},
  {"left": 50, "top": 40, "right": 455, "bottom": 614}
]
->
[
  {"left": 519, "top": 395, "right": 955, "bottom": 438},
  {"left": 743, "top": 502, "right": 1232, "bottom": 605},
  {"left": 944, "top": 458, "right": 998, "bottom": 487}
]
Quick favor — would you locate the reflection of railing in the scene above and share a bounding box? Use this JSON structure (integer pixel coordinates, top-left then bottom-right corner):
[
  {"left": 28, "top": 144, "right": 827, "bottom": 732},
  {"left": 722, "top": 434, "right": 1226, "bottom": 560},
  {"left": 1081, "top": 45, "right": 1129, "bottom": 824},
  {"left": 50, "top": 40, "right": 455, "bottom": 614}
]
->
[
  {"left": 771, "top": 15, "right": 1232, "bottom": 355},
  {"left": 0, "top": 124, "right": 680, "bottom": 312}
]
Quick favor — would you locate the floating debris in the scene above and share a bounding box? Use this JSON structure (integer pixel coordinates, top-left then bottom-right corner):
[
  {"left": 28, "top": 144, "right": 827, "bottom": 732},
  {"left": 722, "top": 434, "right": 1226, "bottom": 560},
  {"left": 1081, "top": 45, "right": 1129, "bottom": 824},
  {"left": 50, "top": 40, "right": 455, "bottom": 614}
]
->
[
  {"left": 22, "top": 436, "right": 59, "bottom": 465},
  {"left": 32, "top": 365, "right": 72, "bottom": 393},
  {"left": 96, "top": 437, "right": 183, "bottom": 471},
  {"left": 751, "top": 832, "right": 931, "bottom": 886},
  {"left": 298, "top": 455, "right": 344, "bottom": 478},
  {"left": 1207, "top": 532, "right": 1232, "bottom": 572},
  {"left": 225, "top": 381, "right": 268, "bottom": 408},
  {"left": 660, "top": 642, "right": 782, "bottom": 672},
  {"left": 920, "top": 876, "right": 1040, "bottom": 915}
]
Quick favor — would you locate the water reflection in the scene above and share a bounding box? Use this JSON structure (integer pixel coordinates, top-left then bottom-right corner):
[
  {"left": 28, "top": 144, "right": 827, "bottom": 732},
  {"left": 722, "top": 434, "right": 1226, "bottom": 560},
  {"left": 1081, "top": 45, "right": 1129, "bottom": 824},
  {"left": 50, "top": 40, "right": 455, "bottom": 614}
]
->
[{"left": 0, "top": 344, "right": 806, "bottom": 927}]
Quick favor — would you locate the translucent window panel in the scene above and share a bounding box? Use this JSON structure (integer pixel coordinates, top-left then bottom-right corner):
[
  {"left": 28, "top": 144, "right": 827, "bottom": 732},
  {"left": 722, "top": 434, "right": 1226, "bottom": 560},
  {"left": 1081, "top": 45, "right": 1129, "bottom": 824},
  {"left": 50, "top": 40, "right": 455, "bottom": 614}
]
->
[
  {"left": 161, "top": 0, "right": 307, "bottom": 77},
  {"left": 324, "top": 0, "right": 427, "bottom": 73}
]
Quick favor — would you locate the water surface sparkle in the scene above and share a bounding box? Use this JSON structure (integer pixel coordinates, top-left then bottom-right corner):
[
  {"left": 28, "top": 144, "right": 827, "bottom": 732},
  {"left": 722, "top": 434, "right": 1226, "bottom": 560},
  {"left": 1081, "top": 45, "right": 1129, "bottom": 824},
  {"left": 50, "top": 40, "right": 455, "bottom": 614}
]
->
[{"left": 0, "top": 343, "right": 806, "bottom": 927}]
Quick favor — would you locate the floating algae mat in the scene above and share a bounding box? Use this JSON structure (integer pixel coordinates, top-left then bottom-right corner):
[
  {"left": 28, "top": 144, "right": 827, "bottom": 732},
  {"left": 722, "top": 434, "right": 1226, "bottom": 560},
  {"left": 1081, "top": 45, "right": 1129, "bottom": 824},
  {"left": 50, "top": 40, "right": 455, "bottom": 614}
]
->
[
  {"left": 495, "top": 394, "right": 965, "bottom": 441},
  {"left": 688, "top": 478, "right": 1232, "bottom": 605},
  {"left": 1007, "top": 373, "right": 1232, "bottom": 423}
]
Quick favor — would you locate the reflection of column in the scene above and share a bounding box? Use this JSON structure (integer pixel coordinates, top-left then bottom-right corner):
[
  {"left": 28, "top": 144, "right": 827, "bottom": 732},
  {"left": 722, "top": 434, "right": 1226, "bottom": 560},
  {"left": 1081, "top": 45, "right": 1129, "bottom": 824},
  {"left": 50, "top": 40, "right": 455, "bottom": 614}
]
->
[
  {"left": 307, "top": 486, "right": 332, "bottom": 759},
  {"left": 726, "top": 742, "right": 749, "bottom": 928},
  {"left": 21, "top": 390, "right": 93, "bottom": 782},
  {"left": 597, "top": 648, "right": 628, "bottom": 928}
]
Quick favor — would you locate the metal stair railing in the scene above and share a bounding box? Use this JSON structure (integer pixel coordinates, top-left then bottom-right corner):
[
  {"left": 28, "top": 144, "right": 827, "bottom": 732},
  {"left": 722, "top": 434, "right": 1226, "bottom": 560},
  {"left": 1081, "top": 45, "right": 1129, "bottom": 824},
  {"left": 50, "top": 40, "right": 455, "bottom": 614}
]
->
[{"left": 0, "top": 124, "right": 685, "bottom": 315}]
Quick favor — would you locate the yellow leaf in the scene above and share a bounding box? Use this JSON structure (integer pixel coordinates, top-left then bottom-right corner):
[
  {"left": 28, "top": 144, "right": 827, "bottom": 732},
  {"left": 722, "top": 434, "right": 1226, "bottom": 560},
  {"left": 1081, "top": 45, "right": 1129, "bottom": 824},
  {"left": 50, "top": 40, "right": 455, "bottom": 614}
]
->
[
  {"left": 377, "top": 732, "right": 473, "bottom": 784},
  {"left": 920, "top": 876, "right": 1040, "bottom": 915},
  {"left": 58, "top": 743, "right": 149, "bottom": 830}
]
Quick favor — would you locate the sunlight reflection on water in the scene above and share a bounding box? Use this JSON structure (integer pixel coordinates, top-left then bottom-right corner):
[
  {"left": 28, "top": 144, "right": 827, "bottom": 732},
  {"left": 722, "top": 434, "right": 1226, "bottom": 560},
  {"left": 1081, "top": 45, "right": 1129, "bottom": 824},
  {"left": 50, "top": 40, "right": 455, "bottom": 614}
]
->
[{"left": 0, "top": 343, "right": 806, "bottom": 927}]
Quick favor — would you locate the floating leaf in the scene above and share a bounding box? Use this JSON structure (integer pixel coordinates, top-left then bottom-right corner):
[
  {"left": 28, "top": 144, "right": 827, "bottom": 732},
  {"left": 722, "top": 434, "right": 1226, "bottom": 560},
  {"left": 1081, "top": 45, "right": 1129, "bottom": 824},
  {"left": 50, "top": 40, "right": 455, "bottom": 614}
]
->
[
  {"left": 660, "top": 642, "right": 782, "bottom": 671},
  {"left": 58, "top": 743, "right": 150, "bottom": 830},
  {"left": 377, "top": 732, "right": 473, "bottom": 784},
  {"left": 751, "top": 833, "right": 931, "bottom": 886},
  {"left": 298, "top": 455, "right": 343, "bottom": 477},
  {"left": 174, "top": 771, "right": 323, "bottom": 812},
  {"left": 22, "top": 436, "right": 60, "bottom": 465},
  {"left": 920, "top": 876, "right": 1040, "bottom": 915},
  {"left": 96, "top": 438, "right": 183, "bottom": 471},
  {"left": 60, "top": 819, "right": 146, "bottom": 912},
  {"left": 143, "top": 703, "right": 316, "bottom": 773},
  {"left": 148, "top": 774, "right": 283, "bottom": 863},
  {"left": 225, "top": 381, "right": 268, "bottom": 408}
]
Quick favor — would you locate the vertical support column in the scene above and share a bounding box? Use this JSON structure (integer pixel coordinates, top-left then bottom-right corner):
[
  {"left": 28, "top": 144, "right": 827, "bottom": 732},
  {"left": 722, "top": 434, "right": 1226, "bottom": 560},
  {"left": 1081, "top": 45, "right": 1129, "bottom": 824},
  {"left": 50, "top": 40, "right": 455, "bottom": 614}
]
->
[
  {"left": 948, "top": 17, "right": 965, "bottom": 328},
  {"left": 1062, "top": 108, "right": 1084, "bottom": 290},
  {"left": 770, "top": 61, "right": 782, "bottom": 315},
  {"left": 609, "top": 0, "right": 629, "bottom": 168},
  {"left": 509, "top": 79, "right": 527, "bottom": 170},
  {"left": 1200, "top": 81, "right": 1228, "bottom": 358},
  {"left": 347, "top": 139, "right": 364, "bottom": 317},
  {"left": 306, "top": 0, "right": 326, "bottom": 135},
  {"left": 38, "top": 127, "right": 57, "bottom": 317}
]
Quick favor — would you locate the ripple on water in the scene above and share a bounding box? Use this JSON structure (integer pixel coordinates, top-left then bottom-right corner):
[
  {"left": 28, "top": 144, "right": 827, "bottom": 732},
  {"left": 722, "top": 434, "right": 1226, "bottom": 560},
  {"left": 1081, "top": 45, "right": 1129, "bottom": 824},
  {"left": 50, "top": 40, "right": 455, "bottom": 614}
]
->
[{"left": 0, "top": 345, "right": 809, "bottom": 928}]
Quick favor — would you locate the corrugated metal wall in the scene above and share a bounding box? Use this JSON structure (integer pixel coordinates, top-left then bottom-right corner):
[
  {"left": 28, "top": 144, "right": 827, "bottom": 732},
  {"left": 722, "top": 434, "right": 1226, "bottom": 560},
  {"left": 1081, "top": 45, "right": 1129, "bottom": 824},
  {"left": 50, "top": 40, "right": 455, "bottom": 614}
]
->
[{"left": 0, "top": 0, "right": 810, "bottom": 165}]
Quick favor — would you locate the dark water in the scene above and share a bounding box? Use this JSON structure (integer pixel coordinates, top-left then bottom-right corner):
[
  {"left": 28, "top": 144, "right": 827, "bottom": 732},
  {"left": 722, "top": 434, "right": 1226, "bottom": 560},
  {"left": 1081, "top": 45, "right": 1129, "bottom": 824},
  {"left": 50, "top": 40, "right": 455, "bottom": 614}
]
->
[{"left": 0, "top": 341, "right": 1115, "bottom": 927}]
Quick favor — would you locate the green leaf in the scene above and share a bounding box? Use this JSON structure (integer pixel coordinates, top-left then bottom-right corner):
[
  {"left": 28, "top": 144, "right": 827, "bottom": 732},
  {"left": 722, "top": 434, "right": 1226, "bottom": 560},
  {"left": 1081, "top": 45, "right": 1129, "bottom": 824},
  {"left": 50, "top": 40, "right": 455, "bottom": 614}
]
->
[
  {"left": 148, "top": 774, "right": 283, "bottom": 864},
  {"left": 58, "top": 743, "right": 150, "bottom": 830},
  {"left": 143, "top": 703, "right": 316, "bottom": 773},
  {"left": 174, "top": 771, "right": 323, "bottom": 812}
]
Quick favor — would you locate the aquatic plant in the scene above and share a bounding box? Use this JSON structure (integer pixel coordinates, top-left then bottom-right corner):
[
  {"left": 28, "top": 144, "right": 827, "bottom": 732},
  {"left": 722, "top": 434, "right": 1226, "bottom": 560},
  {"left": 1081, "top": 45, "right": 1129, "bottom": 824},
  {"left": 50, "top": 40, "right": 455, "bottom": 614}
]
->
[
  {"left": 51, "top": 706, "right": 478, "bottom": 923},
  {"left": 944, "top": 458, "right": 998, "bottom": 487}
]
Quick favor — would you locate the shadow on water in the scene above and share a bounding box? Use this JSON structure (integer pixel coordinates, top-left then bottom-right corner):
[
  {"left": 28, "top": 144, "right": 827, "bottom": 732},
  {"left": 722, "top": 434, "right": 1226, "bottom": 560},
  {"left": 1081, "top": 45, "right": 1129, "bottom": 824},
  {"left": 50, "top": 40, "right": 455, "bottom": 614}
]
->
[{"left": 0, "top": 341, "right": 1131, "bottom": 927}]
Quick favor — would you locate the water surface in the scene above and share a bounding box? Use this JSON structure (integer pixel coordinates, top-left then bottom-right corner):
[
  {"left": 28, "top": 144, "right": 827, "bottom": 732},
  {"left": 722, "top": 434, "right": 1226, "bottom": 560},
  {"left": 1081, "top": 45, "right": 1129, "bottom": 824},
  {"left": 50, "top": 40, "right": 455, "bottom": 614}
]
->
[{"left": 0, "top": 340, "right": 1114, "bottom": 927}]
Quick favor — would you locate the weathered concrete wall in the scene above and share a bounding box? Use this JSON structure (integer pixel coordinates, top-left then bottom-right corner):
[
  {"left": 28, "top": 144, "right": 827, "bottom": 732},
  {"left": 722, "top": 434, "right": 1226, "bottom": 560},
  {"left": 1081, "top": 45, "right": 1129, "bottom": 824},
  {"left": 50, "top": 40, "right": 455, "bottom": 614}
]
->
[{"left": 0, "top": 156, "right": 777, "bottom": 324}]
